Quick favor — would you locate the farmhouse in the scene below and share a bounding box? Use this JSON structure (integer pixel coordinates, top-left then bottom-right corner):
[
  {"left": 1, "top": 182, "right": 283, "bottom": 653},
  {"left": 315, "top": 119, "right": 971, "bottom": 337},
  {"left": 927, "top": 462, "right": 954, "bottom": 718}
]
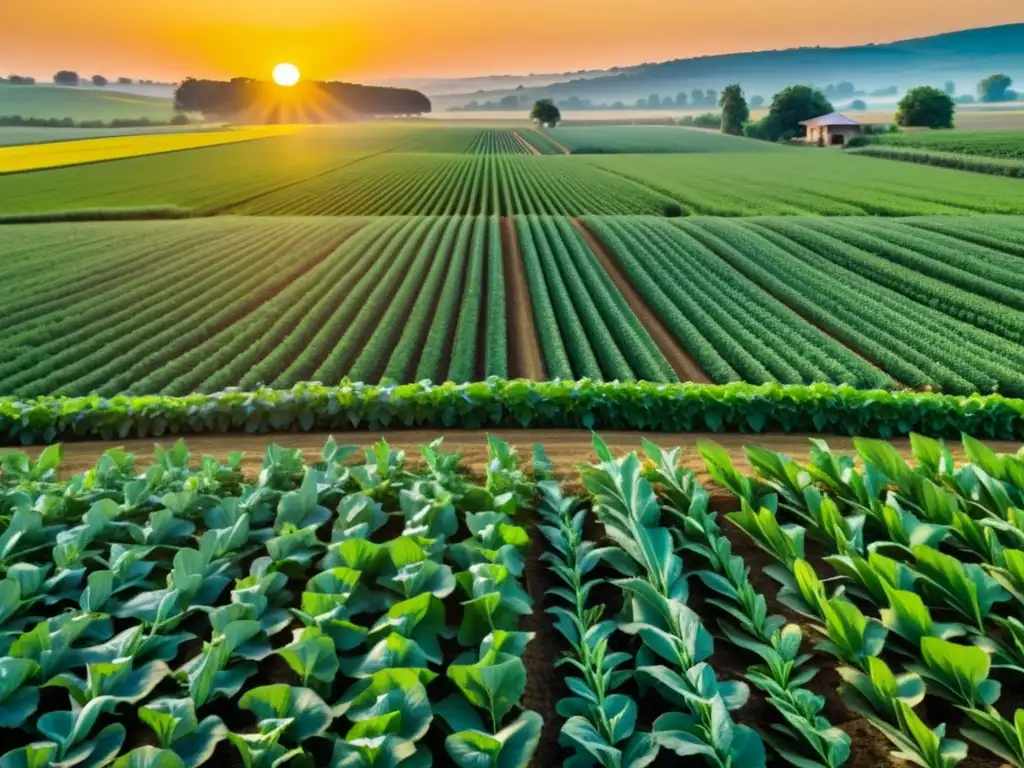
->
[{"left": 799, "top": 112, "right": 863, "bottom": 146}]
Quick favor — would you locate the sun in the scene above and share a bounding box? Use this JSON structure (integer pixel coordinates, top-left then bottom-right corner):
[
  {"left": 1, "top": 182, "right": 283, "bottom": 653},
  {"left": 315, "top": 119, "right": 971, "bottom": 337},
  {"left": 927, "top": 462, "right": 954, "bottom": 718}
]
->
[{"left": 272, "top": 63, "right": 301, "bottom": 87}]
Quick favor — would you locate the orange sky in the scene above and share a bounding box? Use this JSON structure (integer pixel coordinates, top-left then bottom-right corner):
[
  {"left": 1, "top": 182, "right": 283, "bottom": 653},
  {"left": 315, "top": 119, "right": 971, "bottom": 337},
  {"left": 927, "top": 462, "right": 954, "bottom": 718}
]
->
[{"left": 3, "top": 0, "right": 1021, "bottom": 82}]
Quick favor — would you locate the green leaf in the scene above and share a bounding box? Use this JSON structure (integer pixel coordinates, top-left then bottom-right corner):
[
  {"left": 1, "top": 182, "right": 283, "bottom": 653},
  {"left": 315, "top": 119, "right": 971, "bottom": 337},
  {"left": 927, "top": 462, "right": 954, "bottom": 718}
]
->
[
  {"left": 111, "top": 747, "right": 186, "bottom": 768},
  {"left": 239, "top": 685, "right": 333, "bottom": 743},
  {"left": 276, "top": 628, "right": 339, "bottom": 687},
  {"left": 447, "top": 656, "right": 527, "bottom": 732}
]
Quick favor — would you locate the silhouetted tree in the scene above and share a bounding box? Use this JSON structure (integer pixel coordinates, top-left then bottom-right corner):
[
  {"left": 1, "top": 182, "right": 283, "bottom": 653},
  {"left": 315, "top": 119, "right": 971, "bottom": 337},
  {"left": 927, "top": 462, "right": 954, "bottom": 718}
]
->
[
  {"left": 500, "top": 94, "right": 519, "bottom": 108},
  {"left": 53, "top": 71, "right": 79, "bottom": 86},
  {"left": 943, "top": 80, "right": 956, "bottom": 95},
  {"left": 174, "top": 78, "right": 431, "bottom": 121},
  {"left": 705, "top": 89, "right": 717, "bottom": 107},
  {"left": 648, "top": 94, "right": 660, "bottom": 108},
  {"left": 749, "top": 95, "right": 765, "bottom": 108},
  {"left": 691, "top": 88, "right": 704, "bottom": 107},
  {"left": 117, "top": 77, "right": 133, "bottom": 85},
  {"left": 530, "top": 98, "right": 561, "bottom": 126},
  {"left": 896, "top": 86, "right": 955, "bottom": 128},
  {"left": 718, "top": 83, "right": 749, "bottom": 135},
  {"left": 5, "top": 75, "right": 35, "bottom": 85},
  {"left": 91, "top": 75, "right": 108, "bottom": 87},
  {"left": 675, "top": 92, "right": 688, "bottom": 107},
  {"left": 978, "top": 74, "right": 1016, "bottom": 102},
  {"left": 848, "top": 99, "right": 867, "bottom": 110}
]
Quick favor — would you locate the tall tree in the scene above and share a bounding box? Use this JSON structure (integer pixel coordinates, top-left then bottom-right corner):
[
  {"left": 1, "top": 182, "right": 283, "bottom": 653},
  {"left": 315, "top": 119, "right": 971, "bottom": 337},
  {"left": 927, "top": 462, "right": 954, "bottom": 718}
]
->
[
  {"left": 691, "top": 88, "right": 705, "bottom": 107},
  {"left": 978, "top": 74, "right": 1015, "bottom": 103},
  {"left": 718, "top": 83, "right": 749, "bottom": 135},
  {"left": 530, "top": 98, "right": 561, "bottom": 126},
  {"left": 750, "top": 85, "right": 833, "bottom": 141},
  {"left": 675, "top": 92, "right": 688, "bottom": 107},
  {"left": 896, "top": 86, "right": 955, "bottom": 128}
]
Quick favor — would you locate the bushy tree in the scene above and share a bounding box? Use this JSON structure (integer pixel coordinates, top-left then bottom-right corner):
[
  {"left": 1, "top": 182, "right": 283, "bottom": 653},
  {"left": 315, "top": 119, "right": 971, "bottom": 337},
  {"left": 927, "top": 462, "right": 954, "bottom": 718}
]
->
[
  {"left": 117, "top": 77, "right": 133, "bottom": 85},
  {"left": 53, "top": 70, "right": 79, "bottom": 86},
  {"left": 896, "top": 86, "right": 955, "bottom": 128},
  {"left": 530, "top": 98, "right": 561, "bottom": 126},
  {"left": 648, "top": 93, "right": 660, "bottom": 108},
  {"left": 978, "top": 74, "right": 1016, "bottom": 103},
  {"left": 675, "top": 91, "right": 688, "bottom": 107},
  {"left": 691, "top": 88, "right": 705, "bottom": 107},
  {"left": 848, "top": 99, "right": 867, "bottom": 110},
  {"left": 943, "top": 80, "right": 956, "bottom": 95},
  {"left": 748, "top": 85, "right": 833, "bottom": 141},
  {"left": 500, "top": 94, "right": 519, "bottom": 108},
  {"left": 718, "top": 83, "right": 749, "bottom": 135},
  {"left": 91, "top": 75, "right": 108, "bottom": 87}
]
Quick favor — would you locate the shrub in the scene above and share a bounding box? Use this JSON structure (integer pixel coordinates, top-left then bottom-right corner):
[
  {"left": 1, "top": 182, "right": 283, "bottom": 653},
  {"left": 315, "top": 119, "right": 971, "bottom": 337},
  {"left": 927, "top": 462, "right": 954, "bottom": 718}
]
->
[
  {"left": 170, "top": 113, "right": 190, "bottom": 126},
  {"left": 659, "top": 200, "right": 684, "bottom": 217}
]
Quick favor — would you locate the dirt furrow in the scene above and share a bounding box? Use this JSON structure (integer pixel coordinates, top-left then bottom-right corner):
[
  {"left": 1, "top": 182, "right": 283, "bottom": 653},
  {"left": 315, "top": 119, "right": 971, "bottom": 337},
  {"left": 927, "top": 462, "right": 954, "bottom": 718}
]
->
[
  {"left": 572, "top": 218, "right": 711, "bottom": 383},
  {"left": 512, "top": 132, "right": 542, "bottom": 156},
  {"left": 501, "top": 217, "right": 547, "bottom": 380}
]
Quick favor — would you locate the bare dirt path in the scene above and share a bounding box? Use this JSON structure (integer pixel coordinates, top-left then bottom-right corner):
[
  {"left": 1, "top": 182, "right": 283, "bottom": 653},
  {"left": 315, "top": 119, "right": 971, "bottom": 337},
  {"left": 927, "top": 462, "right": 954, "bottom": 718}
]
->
[
  {"left": 512, "top": 132, "right": 542, "bottom": 156},
  {"left": 501, "top": 217, "right": 547, "bottom": 380},
  {"left": 572, "top": 219, "right": 711, "bottom": 383},
  {"left": 31, "top": 430, "right": 1019, "bottom": 498},
  {"left": 544, "top": 135, "right": 572, "bottom": 156}
]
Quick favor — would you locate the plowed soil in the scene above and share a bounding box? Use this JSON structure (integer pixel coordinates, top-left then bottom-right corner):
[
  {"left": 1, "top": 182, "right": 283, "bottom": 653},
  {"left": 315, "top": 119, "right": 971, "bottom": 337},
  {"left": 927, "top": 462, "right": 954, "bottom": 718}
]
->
[{"left": 501, "top": 217, "right": 547, "bottom": 380}]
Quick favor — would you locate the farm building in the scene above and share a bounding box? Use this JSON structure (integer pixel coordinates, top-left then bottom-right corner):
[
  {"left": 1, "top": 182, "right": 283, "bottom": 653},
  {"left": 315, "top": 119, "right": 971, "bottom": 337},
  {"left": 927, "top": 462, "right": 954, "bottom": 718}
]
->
[{"left": 799, "top": 112, "right": 863, "bottom": 145}]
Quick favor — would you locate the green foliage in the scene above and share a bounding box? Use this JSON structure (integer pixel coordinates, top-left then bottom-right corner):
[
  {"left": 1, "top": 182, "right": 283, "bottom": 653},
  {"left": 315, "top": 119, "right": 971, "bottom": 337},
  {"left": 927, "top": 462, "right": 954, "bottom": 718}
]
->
[
  {"left": 753, "top": 85, "right": 834, "bottom": 142},
  {"left": 530, "top": 98, "right": 562, "bottom": 126},
  {"left": 978, "top": 74, "right": 1016, "bottom": 103},
  {"left": 896, "top": 87, "right": 956, "bottom": 129},
  {"left": 719, "top": 84, "right": 750, "bottom": 136}
]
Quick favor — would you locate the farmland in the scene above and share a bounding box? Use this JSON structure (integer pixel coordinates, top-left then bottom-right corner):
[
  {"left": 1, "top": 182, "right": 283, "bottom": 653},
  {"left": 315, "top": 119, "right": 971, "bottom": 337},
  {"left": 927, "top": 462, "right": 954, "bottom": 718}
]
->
[
  {"left": 865, "top": 129, "right": 1024, "bottom": 159},
  {"left": 0, "top": 83, "right": 175, "bottom": 122},
  {"left": 3, "top": 213, "right": 1024, "bottom": 398},
  {"left": 6, "top": 430, "right": 1024, "bottom": 768},
  {"left": 8, "top": 112, "right": 1024, "bottom": 768}
]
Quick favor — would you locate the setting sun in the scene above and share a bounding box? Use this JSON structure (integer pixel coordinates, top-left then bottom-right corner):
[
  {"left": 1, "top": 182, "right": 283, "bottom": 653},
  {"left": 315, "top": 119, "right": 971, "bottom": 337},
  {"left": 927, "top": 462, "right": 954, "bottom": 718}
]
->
[{"left": 272, "top": 62, "right": 300, "bottom": 87}]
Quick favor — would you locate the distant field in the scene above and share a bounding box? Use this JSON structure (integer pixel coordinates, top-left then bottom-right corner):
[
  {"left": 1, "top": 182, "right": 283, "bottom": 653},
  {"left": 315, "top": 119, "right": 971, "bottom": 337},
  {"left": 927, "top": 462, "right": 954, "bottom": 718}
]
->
[
  {"left": 0, "top": 124, "right": 299, "bottom": 174},
  {"left": 6, "top": 124, "right": 1024, "bottom": 217},
  {"left": 551, "top": 125, "right": 778, "bottom": 154},
  {"left": 0, "top": 84, "right": 174, "bottom": 121},
  {"left": 0, "top": 123, "right": 227, "bottom": 147},
  {"left": 585, "top": 151, "right": 1024, "bottom": 214},
  {"left": 3, "top": 214, "right": 1024, "bottom": 397},
  {"left": 865, "top": 129, "right": 1024, "bottom": 159}
]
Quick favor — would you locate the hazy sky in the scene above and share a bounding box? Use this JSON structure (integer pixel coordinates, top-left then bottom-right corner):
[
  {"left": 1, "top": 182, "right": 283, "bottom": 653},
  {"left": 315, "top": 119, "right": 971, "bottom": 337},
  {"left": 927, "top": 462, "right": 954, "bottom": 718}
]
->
[{"left": 3, "top": 0, "right": 1021, "bottom": 82}]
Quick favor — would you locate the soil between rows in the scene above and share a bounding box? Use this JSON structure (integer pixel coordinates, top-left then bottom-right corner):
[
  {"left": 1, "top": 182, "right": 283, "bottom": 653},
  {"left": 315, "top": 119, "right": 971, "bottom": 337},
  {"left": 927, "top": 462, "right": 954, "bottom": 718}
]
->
[
  {"left": 572, "top": 217, "right": 712, "bottom": 383},
  {"left": 501, "top": 217, "right": 548, "bottom": 380}
]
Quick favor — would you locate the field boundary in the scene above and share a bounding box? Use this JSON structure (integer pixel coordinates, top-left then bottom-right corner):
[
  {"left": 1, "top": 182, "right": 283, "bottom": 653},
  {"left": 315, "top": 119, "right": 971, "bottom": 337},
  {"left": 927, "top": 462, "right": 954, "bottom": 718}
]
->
[
  {"left": 4, "top": 379, "right": 1024, "bottom": 445},
  {"left": 502, "top": 217, "right": 547, "bottom": 380},
  {"left": 572, "top": 218, "right": 710, "bottom": 383}
]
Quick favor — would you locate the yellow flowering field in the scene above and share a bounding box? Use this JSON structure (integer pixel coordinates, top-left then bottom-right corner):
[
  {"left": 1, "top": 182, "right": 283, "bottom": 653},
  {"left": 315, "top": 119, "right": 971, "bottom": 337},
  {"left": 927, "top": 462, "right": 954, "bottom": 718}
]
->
[{"left": 0, "top": 125, "right": 300, "bottom": 174}]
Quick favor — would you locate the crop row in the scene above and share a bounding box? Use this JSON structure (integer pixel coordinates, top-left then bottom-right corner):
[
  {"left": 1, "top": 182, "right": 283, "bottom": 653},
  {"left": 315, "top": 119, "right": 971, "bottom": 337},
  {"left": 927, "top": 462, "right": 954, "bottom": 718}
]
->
[
  {"left": 850, "top": 145, "right": 1024, "bottom": 178},
  {"left": 583, "top": 151, "right": 1024, "bottom": 214},
  {"left": 516, "top": 215, "right": 677, "bottom": 382},
  {"left": 465, "top": 129, "right": 534, "bottom": 155},
  {"left": 701, "top": 433, "right": 1024, "bottom": 767},
  {"left": 0, "top": 435, "right": 543, "bottom": 768},
  {"left": 866, "top": 129, "right": 1024, "bottom": 160},
  {"left": 227, "top": 153, "right": 669, "bottom": 216},
  {"left": 584, "top": 215, "right": 1024, "bottom": 395},
  {"left": 0, "top": 216, "right": 509, "bottom": 397}
]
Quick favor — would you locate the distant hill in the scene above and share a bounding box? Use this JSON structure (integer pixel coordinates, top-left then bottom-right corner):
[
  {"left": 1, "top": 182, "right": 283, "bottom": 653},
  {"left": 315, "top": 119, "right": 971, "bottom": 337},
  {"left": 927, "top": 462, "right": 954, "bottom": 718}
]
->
[
  {"left": 0, "top": 84, "right": 174, "bottom": 122},
  {"left": 431, "top": 24, "right": 1024, "bottom": 110}
]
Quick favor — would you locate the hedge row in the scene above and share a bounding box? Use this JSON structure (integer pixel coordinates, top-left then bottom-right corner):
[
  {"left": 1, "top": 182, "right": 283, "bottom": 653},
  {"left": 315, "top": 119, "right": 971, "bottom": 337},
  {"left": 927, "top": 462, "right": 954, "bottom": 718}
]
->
[{"left": 2, "top": 379, "right": 1024, "bottom": 445}]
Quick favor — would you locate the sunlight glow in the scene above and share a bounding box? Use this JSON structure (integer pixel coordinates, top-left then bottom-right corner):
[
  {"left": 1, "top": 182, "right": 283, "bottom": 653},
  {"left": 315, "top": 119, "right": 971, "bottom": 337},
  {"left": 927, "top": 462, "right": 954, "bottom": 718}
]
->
[{"left": 272, "top": 62, "right": 301, "bottom": 87}]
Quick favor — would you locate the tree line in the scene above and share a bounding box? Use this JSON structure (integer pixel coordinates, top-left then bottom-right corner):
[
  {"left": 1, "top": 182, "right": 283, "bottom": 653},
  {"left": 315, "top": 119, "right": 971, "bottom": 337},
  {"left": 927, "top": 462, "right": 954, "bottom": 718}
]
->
[{"left": 173, "top": 78, "right": 431, "bottom": 120}]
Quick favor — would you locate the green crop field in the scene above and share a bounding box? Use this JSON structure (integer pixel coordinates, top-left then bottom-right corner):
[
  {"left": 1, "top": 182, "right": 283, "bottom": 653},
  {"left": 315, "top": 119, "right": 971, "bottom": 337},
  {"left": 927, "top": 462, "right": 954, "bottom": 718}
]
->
[
  {"left": 0, "top": 83, "right": 175, "bottom": 122},
  {"left": 867, "top": 129, "right": 1024, "bottom": 159},
  {"left": 3, "top": 211, "right": 1024, "bottom": 399},
  {"left": 552, "top": 124, "right": 781, "bottom": 153}
]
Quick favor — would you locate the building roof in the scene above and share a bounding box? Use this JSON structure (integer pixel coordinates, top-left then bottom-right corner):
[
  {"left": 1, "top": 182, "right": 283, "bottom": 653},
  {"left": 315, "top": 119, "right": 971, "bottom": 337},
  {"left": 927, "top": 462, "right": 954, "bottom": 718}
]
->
[{"left": 799, "top": 112, "right": 862, "bottom": 127}]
